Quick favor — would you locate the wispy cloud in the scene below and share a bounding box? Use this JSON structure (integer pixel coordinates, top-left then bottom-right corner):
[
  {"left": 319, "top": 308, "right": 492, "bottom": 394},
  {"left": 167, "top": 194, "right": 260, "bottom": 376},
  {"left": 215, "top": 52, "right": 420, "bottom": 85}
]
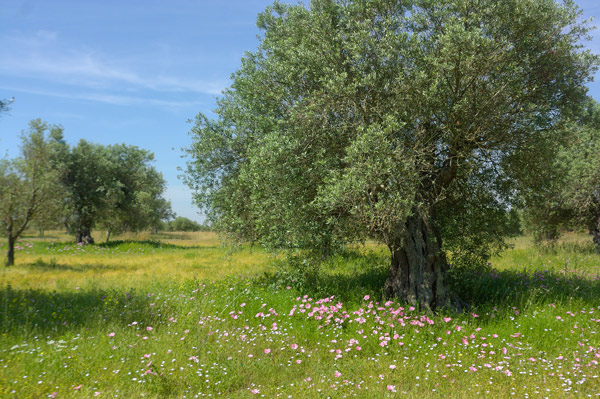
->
[
  {"left": 0, "top": 85, "right": 206, "bottom": 108},
  {"left": 0, "top": 31, "right": 227, "bottom": 98}
]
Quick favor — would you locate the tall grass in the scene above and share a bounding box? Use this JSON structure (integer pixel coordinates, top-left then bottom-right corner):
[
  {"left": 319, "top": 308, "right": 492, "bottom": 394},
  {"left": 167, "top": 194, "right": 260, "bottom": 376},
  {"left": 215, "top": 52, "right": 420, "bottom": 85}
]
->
[{"left": 1, "top": 231, "right": 599, "bottom": 398}]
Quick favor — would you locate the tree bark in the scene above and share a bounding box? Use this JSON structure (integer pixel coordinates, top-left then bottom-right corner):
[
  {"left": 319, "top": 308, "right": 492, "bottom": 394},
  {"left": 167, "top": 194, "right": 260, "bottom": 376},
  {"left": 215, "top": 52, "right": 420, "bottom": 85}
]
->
[
  {"left": 591, "top": 215, "right": 600, "bottom": 247},
  {"left": 6, "top": 224, "right": 15, "bottom": 267},
  {"left": 75, "top": 228, "right": 95, "bottom": 244},
  {"left": 383, "top": 213, "right": 453, "bottom": 311}
]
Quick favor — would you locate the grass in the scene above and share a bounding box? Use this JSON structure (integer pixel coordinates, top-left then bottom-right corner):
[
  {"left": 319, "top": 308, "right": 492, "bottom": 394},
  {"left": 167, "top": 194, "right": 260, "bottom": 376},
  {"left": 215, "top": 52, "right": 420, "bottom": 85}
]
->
[
  {"left": 1, "top": 231, "right": 599, "bottom": 398},
  {"left": 0, "top": 231, "right": 272, "bottom": 291}
]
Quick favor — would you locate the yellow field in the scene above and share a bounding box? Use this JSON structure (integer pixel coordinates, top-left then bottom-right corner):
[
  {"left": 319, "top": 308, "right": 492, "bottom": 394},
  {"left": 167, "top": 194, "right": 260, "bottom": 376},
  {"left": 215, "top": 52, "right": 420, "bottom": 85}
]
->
[{"left": 0, "top": 230, "right": 274, "bottom": 291}]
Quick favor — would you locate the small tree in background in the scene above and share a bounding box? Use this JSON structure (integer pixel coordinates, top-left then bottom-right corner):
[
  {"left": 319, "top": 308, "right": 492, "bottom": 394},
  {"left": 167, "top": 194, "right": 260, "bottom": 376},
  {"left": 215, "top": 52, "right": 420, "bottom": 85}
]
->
[
  {"left": 63, "top": 140, "right": 110, "bottom": 244},
  {"left": 61, "top": 140, "right": 172, "bottom": 243},
  {"left": 565, "top": 99, "right": 600, "bottom": 246},
  {"left": 0, "top": 119, "right": 63, "bottom": 266},
  {"left": 165, "top": 217, "right": 204, "bottom": 232},
  {"left": 97, "top": 144, "right": 173, "bottom": 241},
  {"left": 522, "top": 98, "right": 600, "bottom": 247}
]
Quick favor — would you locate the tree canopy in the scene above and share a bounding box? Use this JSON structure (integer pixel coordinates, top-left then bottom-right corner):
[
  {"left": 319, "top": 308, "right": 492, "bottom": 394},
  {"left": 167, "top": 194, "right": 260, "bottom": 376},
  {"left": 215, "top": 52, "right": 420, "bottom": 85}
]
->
[{"left": 184, "top": 0, "right": 597, "bottom": 309}]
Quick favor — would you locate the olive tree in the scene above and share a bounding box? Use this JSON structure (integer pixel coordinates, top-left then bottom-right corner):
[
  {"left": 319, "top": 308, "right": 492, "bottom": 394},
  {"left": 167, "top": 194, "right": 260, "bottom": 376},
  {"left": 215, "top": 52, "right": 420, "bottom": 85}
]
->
[
  {"left": 0, "top": 119, "right": 63, "bottom": 266},
  {"left": 64, "top": 141, "right": 171, "bottom": 243},
  {"left": 521, "top": 98, "right": 600, "bottom": 247},
  {"left": 567, "top": 99, "right": 600, "bottom": 246},
  {"left": 97, "top": 144, "right": 173, "bottom": 241},
  {"left": 184, "top": 0, "right": 597, "bottom": 309}
]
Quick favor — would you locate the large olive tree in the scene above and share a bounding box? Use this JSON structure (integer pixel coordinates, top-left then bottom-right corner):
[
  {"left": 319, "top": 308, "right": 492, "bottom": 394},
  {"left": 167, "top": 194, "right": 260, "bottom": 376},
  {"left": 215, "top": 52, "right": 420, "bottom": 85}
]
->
[{"left": 184, "top": 0, "right": 597, "bottom": 309}]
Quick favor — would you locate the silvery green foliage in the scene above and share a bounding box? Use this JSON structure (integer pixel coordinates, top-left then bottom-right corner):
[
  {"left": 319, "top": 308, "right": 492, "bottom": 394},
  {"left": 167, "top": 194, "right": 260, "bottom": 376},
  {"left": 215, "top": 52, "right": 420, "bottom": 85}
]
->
[
  {"left": 564, "top": 99, "right": 600, "bottom": 245},
  {"left": 185, "top": 0, "right": 597, "bottom": 263},
  {"left": 0, "top": 119, "right": 63, "bottom": 265},
  {"left": 65, "top": 141, "right": 172, "bottom": 241}
]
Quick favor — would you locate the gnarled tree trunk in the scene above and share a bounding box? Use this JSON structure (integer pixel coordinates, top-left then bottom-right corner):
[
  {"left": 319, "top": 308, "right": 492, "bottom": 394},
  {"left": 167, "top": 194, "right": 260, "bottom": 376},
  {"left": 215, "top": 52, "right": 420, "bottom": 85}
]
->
[
  {"left": 6, "top": 229, "right": 15, "bottom": 267},
  {"left": 76, "top": 228, "right": 95, "bottom": 244},
  {"left": 383, "top": 213, "right": 452, "bottom": 311}
]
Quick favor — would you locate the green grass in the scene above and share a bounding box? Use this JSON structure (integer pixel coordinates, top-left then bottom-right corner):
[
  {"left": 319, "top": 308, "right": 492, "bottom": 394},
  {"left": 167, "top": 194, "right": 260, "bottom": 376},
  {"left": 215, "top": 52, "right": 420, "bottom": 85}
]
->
[{"left": 1, "top": 231, "right": 599, "bottom": 398}]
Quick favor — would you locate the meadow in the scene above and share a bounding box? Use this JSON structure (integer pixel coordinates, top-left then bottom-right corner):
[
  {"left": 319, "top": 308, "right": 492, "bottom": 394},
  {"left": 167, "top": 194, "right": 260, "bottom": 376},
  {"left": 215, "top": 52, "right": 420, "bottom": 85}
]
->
[{"left": 1, "top": 231, "right": 599, "bottom": 398}]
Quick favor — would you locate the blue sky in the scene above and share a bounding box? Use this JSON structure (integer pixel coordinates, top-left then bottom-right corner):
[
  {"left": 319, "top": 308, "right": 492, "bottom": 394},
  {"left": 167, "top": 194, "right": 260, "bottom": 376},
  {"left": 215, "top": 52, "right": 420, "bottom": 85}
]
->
[{"left": 1, "top": 0, "right": 599, "bottom": 223}]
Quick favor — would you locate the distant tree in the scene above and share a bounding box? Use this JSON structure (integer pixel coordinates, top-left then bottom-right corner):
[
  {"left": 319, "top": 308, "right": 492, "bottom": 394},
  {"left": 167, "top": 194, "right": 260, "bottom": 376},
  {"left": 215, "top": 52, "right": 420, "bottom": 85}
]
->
[
  {"left": 0, "top": 119, "right": 62, "bottom": 266},
  {"left": 184, "top": 0, "right": 597, "bottom": 309},
  {"left": 522, "top": 98, "right": 600, "bottom": 246},
  {"left": 97, "top": 145, "right": 172, "bottom": 241},
  {"left": 63, "top": 140, "right": 110, "bottom": 244},
  {"left": 566, "top": 99, "right": 600, "bottom": 246},
  {"left": 166, "top": 217, "right": 204, "bottom": 232},
  {"left": 63, "top": 141, "right": 171, "bottom": 243},
  {"left": 157, "top": 199, "right": 176, "bottom": 232}
]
